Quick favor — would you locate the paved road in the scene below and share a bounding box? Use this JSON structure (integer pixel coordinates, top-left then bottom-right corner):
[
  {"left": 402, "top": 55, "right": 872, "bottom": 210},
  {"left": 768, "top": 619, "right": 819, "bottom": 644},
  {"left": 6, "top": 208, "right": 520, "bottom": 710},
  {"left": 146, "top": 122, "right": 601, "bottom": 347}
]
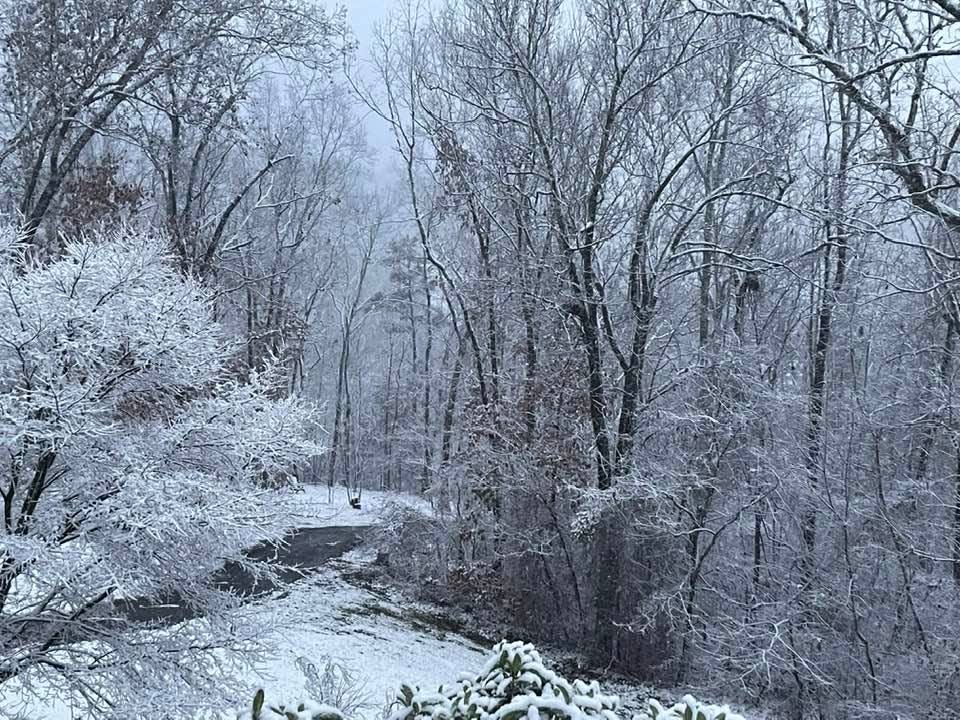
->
[{"left": 115, "top": 525, "right": 368, "bottom": 625}]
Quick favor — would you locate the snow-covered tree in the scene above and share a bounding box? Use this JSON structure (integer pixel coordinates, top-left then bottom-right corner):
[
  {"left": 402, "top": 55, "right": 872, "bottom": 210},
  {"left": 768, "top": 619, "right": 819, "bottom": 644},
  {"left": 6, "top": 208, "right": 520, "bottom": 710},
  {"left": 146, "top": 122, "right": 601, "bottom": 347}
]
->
[{"left": 0, "top": 228, "right": 320, "bottom": 717}]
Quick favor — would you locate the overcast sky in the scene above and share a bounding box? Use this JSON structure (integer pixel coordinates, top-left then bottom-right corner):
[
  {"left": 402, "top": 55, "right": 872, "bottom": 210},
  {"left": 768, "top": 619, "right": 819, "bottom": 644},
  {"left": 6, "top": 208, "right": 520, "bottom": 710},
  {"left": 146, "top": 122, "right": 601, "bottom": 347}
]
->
[
  {"left": 343, "top": 0, "right": 401, "bottom": 170},
  {"left": 346, "top": 0, "right": 394, "bottom": 47}
]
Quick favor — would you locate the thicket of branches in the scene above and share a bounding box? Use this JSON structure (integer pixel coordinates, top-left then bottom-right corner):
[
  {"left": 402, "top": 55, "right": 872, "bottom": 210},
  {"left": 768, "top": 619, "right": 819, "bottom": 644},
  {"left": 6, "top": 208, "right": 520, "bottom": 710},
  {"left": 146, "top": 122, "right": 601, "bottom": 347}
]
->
[
  {"left": 349, "top": 2, "right": 960, "bottom": 718},
  {"left": 2, "top": 0, "right": 960, "bottom": 717}
]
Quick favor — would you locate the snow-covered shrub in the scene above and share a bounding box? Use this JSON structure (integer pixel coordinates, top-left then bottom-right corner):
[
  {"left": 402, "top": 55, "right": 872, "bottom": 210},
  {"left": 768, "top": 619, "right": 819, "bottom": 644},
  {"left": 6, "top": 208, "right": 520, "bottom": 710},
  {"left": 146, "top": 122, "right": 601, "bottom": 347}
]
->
[
  {"left": 634, "top": 696, "right": 744, "bottom": 720},
  {"left": 238, "top": 642, "right": 748, "bottom": 720},
  {"left": 296, "top": 655, "right": 369, "bottom": 716},
  {"left": 389, "top": 640, "right": 619, "bottom": 720},
  {"left": 375, "top": 503, "right": 449, "bottom": 596},
  {"left": 0, "top": 230, "right": 320, "bottom": 716},
  {"left": 239, "top": 689, "right": 346, "bottom": 720},
  {"left": 386, "top": 642, "right": 748, "bottom": 720}
]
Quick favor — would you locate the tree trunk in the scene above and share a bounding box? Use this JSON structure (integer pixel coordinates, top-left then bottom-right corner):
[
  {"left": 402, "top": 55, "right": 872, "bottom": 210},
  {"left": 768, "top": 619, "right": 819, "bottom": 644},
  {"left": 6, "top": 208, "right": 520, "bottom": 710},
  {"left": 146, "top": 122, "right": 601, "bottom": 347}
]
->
[
  {"left": 801, "top": 99, "right": 852, "bottom": 583},
  {"left": 421, "top": 254, "right": 433, "bottom": 492}
]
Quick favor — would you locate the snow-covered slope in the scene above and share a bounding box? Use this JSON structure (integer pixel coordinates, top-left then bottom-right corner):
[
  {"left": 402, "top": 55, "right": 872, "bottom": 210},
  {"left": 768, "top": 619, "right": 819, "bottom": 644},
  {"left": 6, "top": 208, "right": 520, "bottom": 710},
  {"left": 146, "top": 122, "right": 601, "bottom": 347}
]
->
[
  {"left": 1, "top": 539, "right": 486, "bottom": 719},
  {"left": 234, "top": 566, "right": 489, "bottom": 713}
]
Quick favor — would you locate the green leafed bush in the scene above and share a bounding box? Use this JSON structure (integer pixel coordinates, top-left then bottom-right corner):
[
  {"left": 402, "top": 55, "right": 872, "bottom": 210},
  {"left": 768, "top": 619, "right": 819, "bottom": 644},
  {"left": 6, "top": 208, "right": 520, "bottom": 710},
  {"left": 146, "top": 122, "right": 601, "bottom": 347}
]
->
[
  {"left": 389, "top": 640, "right": 619, "bottom": 720},
  {"left": 635, "top": 696, "right": 745, "bottom": 720},
  {"left": 237, "top": 688, "right": 347, "bottom": 720},
  {"left": 239, "top": 642, "right": 745, "bottom": 720}
]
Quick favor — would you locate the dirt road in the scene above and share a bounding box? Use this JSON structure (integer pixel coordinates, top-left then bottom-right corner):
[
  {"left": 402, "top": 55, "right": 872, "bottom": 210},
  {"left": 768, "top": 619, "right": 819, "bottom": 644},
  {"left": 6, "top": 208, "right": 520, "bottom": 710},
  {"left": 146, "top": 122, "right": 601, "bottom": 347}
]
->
[{"left": 116, "top": 525, "right": 368, "bottom": 625}]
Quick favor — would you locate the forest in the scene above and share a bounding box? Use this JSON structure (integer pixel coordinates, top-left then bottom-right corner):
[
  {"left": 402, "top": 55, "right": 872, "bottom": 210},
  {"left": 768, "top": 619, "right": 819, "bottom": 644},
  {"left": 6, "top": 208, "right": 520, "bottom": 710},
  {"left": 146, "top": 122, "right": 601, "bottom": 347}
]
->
[{"left": 0, "top": 0, "right": 959, "bottom": 718}]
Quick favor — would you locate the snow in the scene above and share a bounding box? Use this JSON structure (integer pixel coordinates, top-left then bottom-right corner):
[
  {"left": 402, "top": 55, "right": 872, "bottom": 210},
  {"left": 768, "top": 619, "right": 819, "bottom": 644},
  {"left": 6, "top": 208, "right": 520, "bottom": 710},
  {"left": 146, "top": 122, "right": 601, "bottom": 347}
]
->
[
  {"left": 237, "top": 699, "right": 345, "bottom": 720},
  {"left": 387, "top": 640, "right": 621, "bottom": 720},
  {"left": 636, "top": 696, "right": 745, "bottom": 720},
  {"left": 2, "top": 553, "right": 487, "bottom": 720},
  {"left": 235, "top": 567, "right": 488, "bottom": 714},
  {"left": 287, "top": 485, "right": 432, "bottom": 529},
  {"left": 1, "top": 486, "right": 752, "bottom": 720}
]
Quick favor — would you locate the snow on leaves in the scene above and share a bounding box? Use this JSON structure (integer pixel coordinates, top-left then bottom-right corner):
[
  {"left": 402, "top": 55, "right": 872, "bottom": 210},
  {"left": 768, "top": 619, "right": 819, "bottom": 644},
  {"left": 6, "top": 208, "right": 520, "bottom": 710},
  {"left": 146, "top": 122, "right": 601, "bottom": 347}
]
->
[
  {"left": 238, "top": 688, "right": 347, "bottom": 720},
  {"left": 636, "top": 697, "right": 744, "bottom": 720},
  {"left": 385, "top": 642, "right": 746, "bottom": 720},
  {"left": 390, "top": 640, "right": 619, "bottom": 720}
]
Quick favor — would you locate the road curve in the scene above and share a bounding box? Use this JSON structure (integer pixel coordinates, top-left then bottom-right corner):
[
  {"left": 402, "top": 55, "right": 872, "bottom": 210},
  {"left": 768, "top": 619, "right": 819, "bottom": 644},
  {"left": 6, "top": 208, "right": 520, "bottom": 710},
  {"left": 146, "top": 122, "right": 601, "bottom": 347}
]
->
[{"left": 116, "top": 525, "right": 368, "bottom": 625}]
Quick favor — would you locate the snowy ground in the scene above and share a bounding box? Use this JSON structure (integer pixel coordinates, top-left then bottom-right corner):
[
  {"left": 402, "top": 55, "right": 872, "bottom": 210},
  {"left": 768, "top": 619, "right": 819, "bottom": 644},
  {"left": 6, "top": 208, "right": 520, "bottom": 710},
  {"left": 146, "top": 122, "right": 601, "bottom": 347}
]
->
[
  {"left": 2, "top": 553, "right": 488, "bottom": 720},
  {"left": 242, "top": 562, "right": 489, "bottom": 714},
  {"left": 1, "top": 489, "right": 487, "bottom": 720},
  {"left": 287, "top": 485, "right": 432, "bottom": 529}
]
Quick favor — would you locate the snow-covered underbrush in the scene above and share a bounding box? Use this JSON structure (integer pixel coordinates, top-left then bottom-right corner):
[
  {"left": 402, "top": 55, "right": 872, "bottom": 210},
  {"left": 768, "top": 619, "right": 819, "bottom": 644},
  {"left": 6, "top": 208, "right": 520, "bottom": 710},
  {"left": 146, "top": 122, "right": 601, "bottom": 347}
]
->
[{"left": 238, "top": 641, "right": 745, "bottom": 720}]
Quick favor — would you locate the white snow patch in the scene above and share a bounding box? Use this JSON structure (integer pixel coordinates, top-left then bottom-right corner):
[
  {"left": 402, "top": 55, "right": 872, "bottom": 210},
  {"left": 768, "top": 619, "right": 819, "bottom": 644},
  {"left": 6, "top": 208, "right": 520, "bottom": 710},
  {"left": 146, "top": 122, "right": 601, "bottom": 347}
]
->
[
  {"left": 3, "top": 559, "right": 486, "bottom": 720},
  {"left": 243, "top": 571, "right": 488, "bottom": 713},
  {"left": 287, "top": 486, "right": 432, "bottom": 529}
]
